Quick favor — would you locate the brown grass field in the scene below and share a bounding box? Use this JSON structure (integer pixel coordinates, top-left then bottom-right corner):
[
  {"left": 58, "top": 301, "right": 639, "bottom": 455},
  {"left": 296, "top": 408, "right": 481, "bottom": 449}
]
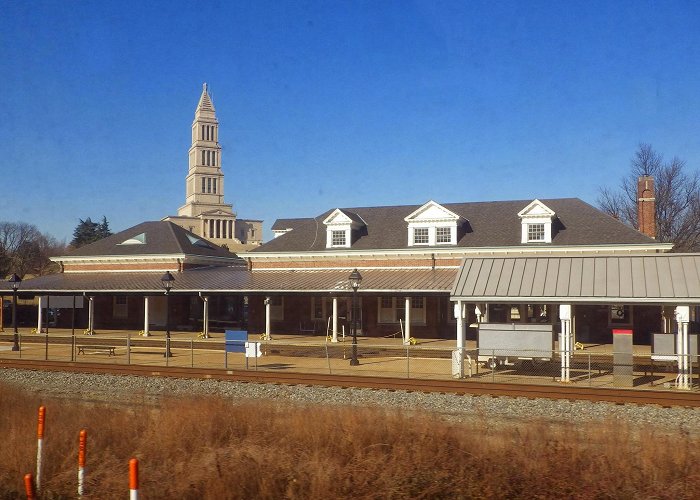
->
[{"left": 1, "top": 382, "right": 699, "bottom": 499}]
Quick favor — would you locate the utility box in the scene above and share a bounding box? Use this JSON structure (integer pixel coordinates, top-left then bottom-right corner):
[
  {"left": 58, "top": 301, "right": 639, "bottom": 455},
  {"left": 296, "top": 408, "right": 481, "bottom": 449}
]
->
[{"left": 613, "top": 329, "right": 633, "bottom": 387}]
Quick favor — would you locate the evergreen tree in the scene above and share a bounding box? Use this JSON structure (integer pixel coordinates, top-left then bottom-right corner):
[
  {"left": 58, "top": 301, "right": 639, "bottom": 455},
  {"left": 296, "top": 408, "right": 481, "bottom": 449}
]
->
[{"left": 70, "top": 216, "right": 113, "bottom": 248}]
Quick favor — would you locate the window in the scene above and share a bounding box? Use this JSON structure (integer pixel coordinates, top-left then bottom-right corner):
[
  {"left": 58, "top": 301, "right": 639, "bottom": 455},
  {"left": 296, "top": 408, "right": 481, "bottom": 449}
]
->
[
  {"left": 201, "top": 151, "right": 206, "bottom": 165},
  {"left": 113, "top": 296, "right": 128, "bottom": 319},
  {"left": 413, "top": 227, "right": 429, "bottom": 245},
  {"left": 436, "top": 227, "right": 452, "bottom": 244},
  {"left": 331, "top": 230, "right": 346, "bottom": 247},
  {"left": 527, "top": 223, "right": 545, "bottom": 242},
  {"left": 201, "top": 177, "right": 206, "bottom": 193},
  {"left": 207, "top": 178, "right": 212, "bottom": 193},
  {"left": 378, "top": 297, "right": 426, "bottom": 324},
  {"left": 212, "top": 178, "right": 217, "bottom": 194},
  {"left": 267, "top": 296, "right": 284, "bottom": 321}
]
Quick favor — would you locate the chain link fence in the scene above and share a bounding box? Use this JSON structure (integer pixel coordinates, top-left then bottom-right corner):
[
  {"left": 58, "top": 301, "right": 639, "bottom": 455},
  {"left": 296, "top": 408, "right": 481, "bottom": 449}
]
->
[{"left": 1, "top": 333, "right": 698, "bottom": 391}]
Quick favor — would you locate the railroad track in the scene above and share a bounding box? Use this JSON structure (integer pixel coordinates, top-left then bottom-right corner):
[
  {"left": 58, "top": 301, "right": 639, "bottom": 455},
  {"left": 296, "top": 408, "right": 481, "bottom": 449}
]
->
[{"left": 1, "top": 358, "right": 698, "bottom": 408}]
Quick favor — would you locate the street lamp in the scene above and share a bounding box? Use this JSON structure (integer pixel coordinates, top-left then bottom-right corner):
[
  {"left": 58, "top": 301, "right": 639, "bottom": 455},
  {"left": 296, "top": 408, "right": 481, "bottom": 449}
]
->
[
  {"left": 9, "top": 274, "right": 21, "bottom": 351},
  {"left": 348, "top": 268, "right": 362, "bottom": 366},
  {"left": 161, "top": 271, "right": 175, "bottom": 357}
]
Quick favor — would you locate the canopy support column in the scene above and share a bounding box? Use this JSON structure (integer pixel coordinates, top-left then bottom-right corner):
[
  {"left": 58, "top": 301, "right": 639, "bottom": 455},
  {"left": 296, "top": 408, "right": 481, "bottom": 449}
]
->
[
  {"left": 332, "top": 297, "right": 338, "bottom": 343},
  {"left": 143, "top": 296, "right": 150, "bottom": 336},
  {"left": 37, "top": 296, "right": 44, "bottom": 334},
  {"left": 676, "top": 306, "right": 691, "bottom": 390},
  {"left": 87, "top": 296, "right": 95, "bottom": 335},
  {"left": 559, "top": 304, "right": 572, "bottom": 383},
  {"left": 202, "top": 296, "right": 209, "bottom": 338},
  {"left": 452, "top": 301, "right": 467, "bottom": 379},
  {"left": 403, "top": 297, "right": 411, "bottom": 345},
  {"left": 264, "top": 296, "right": 271, "bottom": 340}
]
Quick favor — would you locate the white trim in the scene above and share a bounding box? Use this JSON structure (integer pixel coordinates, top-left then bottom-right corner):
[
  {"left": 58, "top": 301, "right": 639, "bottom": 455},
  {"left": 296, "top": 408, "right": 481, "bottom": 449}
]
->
[
  {"left": 240, "top": 243, "right": 673, "bottom": 260},
  {"left": 449, "top": 295, "right": 700, "bottom": 304}
]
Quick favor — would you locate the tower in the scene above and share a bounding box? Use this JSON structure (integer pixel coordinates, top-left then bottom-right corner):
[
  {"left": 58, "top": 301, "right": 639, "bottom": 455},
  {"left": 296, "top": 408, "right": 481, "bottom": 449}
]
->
[
  {"left": 164, "top": 84, "right": 263, "bottom": 249},
  {"left": 178, "top": 83, "right": 232, "bottom": 217}
]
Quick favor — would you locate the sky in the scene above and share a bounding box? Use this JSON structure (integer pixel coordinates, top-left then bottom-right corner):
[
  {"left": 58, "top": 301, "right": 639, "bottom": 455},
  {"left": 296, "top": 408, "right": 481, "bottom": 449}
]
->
[{"left": 2, "top": 0, "right": 700, "bottom": 243}]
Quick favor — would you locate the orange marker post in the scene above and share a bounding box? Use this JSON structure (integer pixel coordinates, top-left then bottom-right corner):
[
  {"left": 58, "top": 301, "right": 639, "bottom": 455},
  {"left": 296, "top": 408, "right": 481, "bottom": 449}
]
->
[
  {"left": 24, "top": 473, "right": 34, "bottom": 499},
  {"left": 78, "top": 429, "right": 87, "bottom": 497},
  {"left": 36, "top": 406, "right": 46, "bottom": 494},
  {"left": 129, "top": 458, "right": 139, "bottom": 500}
]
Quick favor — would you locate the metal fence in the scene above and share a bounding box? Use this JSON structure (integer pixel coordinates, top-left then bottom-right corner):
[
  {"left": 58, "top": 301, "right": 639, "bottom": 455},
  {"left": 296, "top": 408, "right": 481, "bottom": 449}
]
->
[{"left": 1, "top": 333, "right": 698, "bottom": 391}]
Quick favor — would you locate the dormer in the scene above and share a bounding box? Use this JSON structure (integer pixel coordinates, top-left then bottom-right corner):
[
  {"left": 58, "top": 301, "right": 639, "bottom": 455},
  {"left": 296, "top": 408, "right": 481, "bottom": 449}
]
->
[
  {"left": 404, "top": 201, "right": 461, "bottom": 246},
  {"left": 518, "top": 199, "right": 555, "bottom": 243},
  {"left": 323, "top": 209, "right": 365, "bottom": 248}
]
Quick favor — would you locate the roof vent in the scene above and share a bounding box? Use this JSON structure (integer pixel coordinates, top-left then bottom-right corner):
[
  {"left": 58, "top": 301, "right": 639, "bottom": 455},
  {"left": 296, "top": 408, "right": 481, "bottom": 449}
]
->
[
  {"left": 118, "top": 232, "right": 146, "bottom": 245},
  {"left": 187, "top": 234, "right": 215, "bottom": 249}
]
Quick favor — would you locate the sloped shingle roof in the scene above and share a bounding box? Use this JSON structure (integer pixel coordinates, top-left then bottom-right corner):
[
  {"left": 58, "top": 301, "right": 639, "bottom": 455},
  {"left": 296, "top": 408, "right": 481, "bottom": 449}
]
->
[
  {"left": 255, "top": 198, "right": 658, "bottom": 253},
  {"left": 61, "top": 221, "right": 239, "bottom": 260}
]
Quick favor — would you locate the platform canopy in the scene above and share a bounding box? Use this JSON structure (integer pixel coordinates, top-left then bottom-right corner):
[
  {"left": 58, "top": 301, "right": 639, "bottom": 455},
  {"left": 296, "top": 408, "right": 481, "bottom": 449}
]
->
[
  {"left": 4, "top": 268, "right": 456, "bottom": 295},
  {"left": 450, "top": 254, "right": 700, "bottom": 304}
]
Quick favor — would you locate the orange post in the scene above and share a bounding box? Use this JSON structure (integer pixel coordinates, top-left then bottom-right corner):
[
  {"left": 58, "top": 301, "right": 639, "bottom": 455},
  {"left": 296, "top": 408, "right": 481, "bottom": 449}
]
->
[
  {"left": 37, "top": 406, "right": 45, "bottom": 439},
  {"left": 36, "top": 406, "right": 46, "bottom": 493},
  {"left": 129, "top": 458, "right": 139, "bottom": 499},
  {"left": 78, "top": 429, "right": 87, "bottom": 496},
  {"left": 24, "top": 473, "right": 34, "bottom": 499}
]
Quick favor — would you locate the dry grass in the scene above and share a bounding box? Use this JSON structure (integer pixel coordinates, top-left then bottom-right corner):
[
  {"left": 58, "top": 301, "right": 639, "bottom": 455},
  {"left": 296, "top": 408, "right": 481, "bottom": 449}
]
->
[{"left": 1, "top": 383, "right": 698, "bottom": 499}]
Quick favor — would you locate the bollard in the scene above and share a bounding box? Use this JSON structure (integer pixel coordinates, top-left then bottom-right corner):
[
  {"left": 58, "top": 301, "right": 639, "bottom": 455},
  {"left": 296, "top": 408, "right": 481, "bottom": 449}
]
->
[
  {"left": 129, "top": 458, "right": 139, "bottom": 500},
  {"left": 36, "top": 406, "right": 46, "bottom": 494},
  {"left": 78, "top": 429, "right": 87, "bottom": 497},
  {"left": 24, "top": 473, "right": 34, "bottom": 499}
]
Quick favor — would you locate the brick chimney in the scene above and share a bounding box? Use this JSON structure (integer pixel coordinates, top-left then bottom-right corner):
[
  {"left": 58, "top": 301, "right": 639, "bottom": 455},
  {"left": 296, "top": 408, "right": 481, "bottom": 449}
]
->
[{"left": 637, "top": 175, "right": 656, "bottom": 239}]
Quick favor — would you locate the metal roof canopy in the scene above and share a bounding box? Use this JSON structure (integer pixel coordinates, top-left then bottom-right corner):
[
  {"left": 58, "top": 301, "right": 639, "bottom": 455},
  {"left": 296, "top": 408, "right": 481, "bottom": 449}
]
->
[
  {"left": 450, "top": 254, "right": 700, "bottom": 304},
  {"left": 6, "top": 268, "right": 456, "bottom": 296}
]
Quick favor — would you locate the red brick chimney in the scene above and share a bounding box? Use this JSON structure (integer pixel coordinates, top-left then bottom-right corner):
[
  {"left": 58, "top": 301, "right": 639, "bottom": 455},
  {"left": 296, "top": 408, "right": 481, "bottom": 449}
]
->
[{"left": 637, "top": 175, "right": 656, "bottom": 239}]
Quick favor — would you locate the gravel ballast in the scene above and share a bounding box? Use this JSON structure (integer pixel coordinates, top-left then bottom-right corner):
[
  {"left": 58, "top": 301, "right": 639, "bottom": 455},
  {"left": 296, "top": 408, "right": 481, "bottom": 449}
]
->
[{"left": 2, "top": 368, "right": 698, "bottom": 434}]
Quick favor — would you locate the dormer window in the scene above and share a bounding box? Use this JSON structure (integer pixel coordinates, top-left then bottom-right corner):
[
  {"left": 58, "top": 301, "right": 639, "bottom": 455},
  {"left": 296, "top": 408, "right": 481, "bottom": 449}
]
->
[
  {"left": 518, "top": 200, "right": 555, "bottom": 244},
  {"left": 331, "top": 230, "right": 347, "bottom": 247},
  {"left": 436, "top": 227, "right": 453, "bottom": 244},
  {"left": 413, "top": 228, "right": 429, "bottom": 245},
  {"left": 323, "top": 209, "right": 366, "bottom": 249},
  {"left": 404, "top": 201, "right": 461, "bottom": 247},
  {"left": 527, "top": 223, "right": 545, "bottom": 242}
]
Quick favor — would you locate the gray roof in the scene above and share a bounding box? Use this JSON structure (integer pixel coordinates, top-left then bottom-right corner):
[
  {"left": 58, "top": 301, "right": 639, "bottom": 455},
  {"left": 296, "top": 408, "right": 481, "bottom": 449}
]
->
[
  {"left": 271, "top": 218, "right": 313, "bottom": 231},
  {"left": 9, "top": 268, "right": 456, "bottom": 294},
  {"left": 256, "top": 198, "right": 658, "bottom": 253},
  {"left": 451, "top": 254, "right": 700, "bottom": 304},
  {"left": 60, "top": 221, "right": 241, "bottom": 261}
]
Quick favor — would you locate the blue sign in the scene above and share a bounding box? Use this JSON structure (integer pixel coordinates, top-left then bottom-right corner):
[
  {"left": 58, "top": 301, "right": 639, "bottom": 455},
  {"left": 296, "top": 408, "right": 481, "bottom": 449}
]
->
[{"left": 225, "top": 330, "right": 248, "bottom": 353}]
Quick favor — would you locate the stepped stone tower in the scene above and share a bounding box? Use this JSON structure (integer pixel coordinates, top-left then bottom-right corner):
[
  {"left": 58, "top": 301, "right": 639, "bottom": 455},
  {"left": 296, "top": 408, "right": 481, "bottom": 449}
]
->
[{"left": 164, "top": 84, "right": 262, "bottom": 250}]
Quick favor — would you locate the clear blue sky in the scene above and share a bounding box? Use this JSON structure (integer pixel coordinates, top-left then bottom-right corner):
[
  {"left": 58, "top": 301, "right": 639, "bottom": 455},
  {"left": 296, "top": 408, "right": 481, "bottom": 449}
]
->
[{"left": 2, "top": 0, "right": 700, "bottom": 243}]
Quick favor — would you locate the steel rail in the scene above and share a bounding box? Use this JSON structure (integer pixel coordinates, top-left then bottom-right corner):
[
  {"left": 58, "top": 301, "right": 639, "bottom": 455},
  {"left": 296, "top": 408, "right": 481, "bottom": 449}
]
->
[{"left": 1, "top": 358, "right": 698, "bottom": 408}]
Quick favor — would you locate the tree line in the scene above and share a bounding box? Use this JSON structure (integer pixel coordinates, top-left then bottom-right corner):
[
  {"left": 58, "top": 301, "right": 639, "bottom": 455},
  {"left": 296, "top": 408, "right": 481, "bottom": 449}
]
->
[
  {"left": 1, "top": 216, "right": 113, "bottom": 279},
  {"left": 598, "top": 143, "right": 700, "bottom": 252}
]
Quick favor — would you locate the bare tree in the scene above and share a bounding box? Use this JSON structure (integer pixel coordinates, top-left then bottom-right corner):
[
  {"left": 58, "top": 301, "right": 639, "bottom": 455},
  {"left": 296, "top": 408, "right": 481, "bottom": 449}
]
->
[
  {"left": 598, "top": 143, "right": 700, "bottom": 252},
  {"left": 0, "top": 221, "right": 66, "bottom": 278}
]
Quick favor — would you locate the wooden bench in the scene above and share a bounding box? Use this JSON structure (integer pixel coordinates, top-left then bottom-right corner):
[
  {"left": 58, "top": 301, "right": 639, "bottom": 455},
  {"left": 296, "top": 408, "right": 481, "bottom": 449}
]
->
[{"left": 77, "top": 345, "right": 116, "bottom": 356}]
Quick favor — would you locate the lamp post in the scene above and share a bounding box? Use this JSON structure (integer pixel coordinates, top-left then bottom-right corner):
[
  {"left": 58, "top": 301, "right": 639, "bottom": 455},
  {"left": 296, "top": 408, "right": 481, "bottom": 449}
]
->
[
  {"left": 9, "top": 274, "right": 21, "bottom": 351},
  {"left": 348, "top": 268, "right": 362, "bottom": 366},
  {"left": 161, "top": 271, "right": 175, "bottom": 357}
]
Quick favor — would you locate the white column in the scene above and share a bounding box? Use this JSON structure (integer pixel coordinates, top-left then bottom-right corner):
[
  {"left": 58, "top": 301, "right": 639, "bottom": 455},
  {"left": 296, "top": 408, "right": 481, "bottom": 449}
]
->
[
  {"left": 88, "top": 296, "right": 95, "bottom": 334},
  {"left": 37, "top": 296, "right": 44, "bottom": 333},
  {"left": 560, "top": 304, "right": 572, "bottom": 383},
  {"left": 202, "top": 296, "right": 209, "bottom": 338},
  {"left": 143, "top": 296, "right": 150, "bottom": 336},
  {"left": 675, "top": 305, "right": 691, "bottom": 390},
  {"left": 265, "top": 296, "right": 271, "bottom": 340},
  {"left": 456, "top": 301, "right": 466, "bottom": 349},
  {"left": 403, "top": 297, "right": 411, "bottom": 345},
  {"left": 332, "top": 297, "right": 339, "bottom": 343}
]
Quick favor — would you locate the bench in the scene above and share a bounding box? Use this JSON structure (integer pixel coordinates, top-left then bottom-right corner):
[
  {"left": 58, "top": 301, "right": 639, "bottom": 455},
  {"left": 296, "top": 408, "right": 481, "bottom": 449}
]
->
[{"left": 77, "top": 345, "right": 116, "bottom": 356}]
